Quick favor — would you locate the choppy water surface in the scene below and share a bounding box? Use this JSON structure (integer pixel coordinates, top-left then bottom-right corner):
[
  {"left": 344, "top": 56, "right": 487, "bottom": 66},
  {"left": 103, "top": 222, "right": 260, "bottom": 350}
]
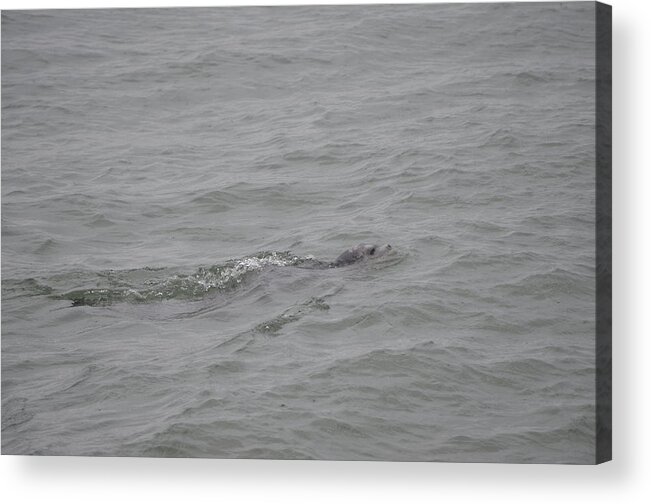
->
[{"left": 2, "top": 4, "right": 596, "bottom": 463}]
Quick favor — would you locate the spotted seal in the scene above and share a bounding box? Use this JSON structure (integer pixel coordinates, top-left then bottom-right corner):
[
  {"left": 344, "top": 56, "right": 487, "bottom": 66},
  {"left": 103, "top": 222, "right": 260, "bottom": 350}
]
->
[{"left": 330, "top": 243, "right": 393, "bottom": 267}]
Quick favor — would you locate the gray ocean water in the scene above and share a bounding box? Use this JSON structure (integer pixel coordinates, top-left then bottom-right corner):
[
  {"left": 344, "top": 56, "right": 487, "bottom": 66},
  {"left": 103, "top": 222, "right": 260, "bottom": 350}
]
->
[{"left": 1, "top": 3, "right": 597, "bottom": 463}]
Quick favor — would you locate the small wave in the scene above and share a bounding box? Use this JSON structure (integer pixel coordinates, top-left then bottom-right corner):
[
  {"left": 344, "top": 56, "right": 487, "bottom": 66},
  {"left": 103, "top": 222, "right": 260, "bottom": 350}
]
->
[
  {"left": 1, "top": 278, "right": 54, "bottom": 299},
  {"left": 309, "top": 342, "right": 452, "bottom": 382},
  {"left": 436, "top": 249, "right": 549, "bottom": 276},
  {"left": 87, "top": 213, "right": 116, "bottom": 228},
  {"left": 188, "top": 189, "right": 239, "bottom": 210},
  {"left": 255, "top": 297, "right": 330, "bottom": 335},
  {"left": 126, "top": 419, "right": 313, "bottom": 459},
  {"left": 1, "top": 397, "right": 35, "bottom": 430},
  {"left": 34, "top": 238, "right": 58, "bottom": 255},
  {"left": 481, "top": 128, "right": 519, "bottom": 148},
  {"left": 510, "top": 70, "right": 555, "bottom": 85},
  {"left": 495, "top": 267, "right": 593, "bottom": 299},
  {"left": 457, "top": 219, "right": 507, "bottom": 234}
]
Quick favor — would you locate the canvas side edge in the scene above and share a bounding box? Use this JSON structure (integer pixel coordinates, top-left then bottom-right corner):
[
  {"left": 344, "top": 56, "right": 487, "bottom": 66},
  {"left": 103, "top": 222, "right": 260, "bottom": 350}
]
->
[{"left": 595, "top": 0, "right": 612, "bottom": 465}]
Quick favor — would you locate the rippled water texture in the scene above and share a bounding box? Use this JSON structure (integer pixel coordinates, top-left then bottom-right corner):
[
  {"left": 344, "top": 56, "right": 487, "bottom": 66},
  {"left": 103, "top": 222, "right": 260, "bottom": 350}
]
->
[{"left": 2, "top": 3, "right": 597, "bottom": 463}]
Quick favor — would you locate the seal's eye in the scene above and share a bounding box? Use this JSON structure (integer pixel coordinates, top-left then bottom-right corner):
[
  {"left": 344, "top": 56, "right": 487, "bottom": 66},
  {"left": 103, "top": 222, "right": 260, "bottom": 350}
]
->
[{"left": 369, "top": 247, "right": 376, "bottom": 255}]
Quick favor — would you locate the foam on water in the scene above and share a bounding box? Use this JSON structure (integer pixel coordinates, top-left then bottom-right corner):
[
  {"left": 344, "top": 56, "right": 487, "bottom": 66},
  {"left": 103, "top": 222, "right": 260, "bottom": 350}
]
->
[{"left": 47, "top": 252, "right": 306, "bottom": 306}]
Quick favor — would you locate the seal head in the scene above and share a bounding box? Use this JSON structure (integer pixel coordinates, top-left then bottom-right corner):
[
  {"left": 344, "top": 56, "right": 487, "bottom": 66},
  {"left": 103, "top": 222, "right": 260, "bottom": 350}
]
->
[{"left": 332, "top": 243, "right": 392, "bottom": 267}]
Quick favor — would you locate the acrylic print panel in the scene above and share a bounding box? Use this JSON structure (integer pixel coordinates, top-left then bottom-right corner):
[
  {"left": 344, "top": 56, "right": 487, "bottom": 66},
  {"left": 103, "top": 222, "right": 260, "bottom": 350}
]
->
[{"left": 1, "top": 2, "right": 611, "bottom": 463}]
